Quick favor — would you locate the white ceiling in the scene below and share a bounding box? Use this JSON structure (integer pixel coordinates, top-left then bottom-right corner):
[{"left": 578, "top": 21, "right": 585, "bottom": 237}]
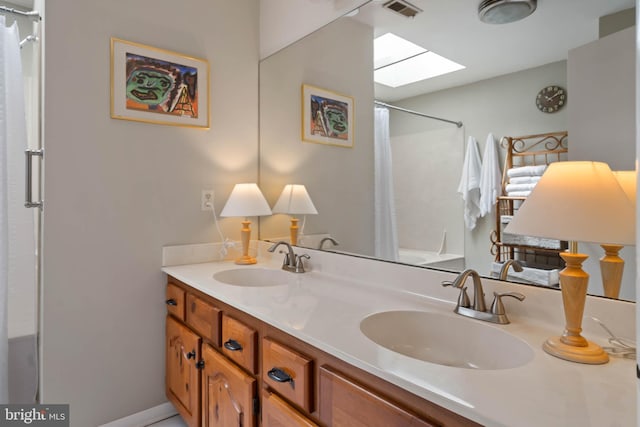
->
[{"left": 351, "top": 0, "right": 635, "bottom": 101}]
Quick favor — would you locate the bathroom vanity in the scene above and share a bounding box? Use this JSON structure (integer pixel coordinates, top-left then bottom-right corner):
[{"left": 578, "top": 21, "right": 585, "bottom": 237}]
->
[{"left": 162, "top": 243, "right": 635, "bottom": 427}]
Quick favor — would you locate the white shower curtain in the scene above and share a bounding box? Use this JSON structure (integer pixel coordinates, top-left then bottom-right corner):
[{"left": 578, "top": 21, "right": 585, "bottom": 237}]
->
[
  {"left": 0, "top": 16, "right": 33, "bottom": 404},
  {"left": 374, "top": 107, "right": 398, "bottom": 261}
]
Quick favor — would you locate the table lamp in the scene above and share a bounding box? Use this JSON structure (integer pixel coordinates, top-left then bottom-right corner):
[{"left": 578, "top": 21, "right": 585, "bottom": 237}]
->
[
  {"left": 598, "top": 170, "right": 636, "bottom": 299},
  {"left": 272, "top": 184, "right": 318, "bottom": 246},
  {"left": 504, "top": 162, "right": 635, "bottom": 364},
  {"left": 220, "top": 183, "right": 272, "bottom": 265}
]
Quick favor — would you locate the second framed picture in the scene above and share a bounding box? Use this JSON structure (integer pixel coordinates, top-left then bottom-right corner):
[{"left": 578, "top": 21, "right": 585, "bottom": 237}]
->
[{"left": 301, "top": 84, "right": 354, "bottom": 148}]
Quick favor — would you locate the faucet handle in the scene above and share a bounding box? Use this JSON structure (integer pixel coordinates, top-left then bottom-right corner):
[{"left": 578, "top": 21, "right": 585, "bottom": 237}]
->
[
  {"left": 442, "top": 281, "right": 470, "bottom": 308},
  {"left": 490, "top": 292, "right": 525, "bottom": 315},
  {"left": 295, "top": 254, "right": 310, "bottom": 273}
]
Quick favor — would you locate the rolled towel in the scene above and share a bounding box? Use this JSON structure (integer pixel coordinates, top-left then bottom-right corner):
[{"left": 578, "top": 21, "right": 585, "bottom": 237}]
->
[
  {"left": 507, "top": 165, "right": 547, "bottom": 178},
  {"left": 507, "top": 190, "right": 531, "bottom": 197},
  {"left": 505, "top": 182, "right": 537, "bottom": 193},
  {"left": 509, "top": 176, "right": 541, "bottom": 185}
]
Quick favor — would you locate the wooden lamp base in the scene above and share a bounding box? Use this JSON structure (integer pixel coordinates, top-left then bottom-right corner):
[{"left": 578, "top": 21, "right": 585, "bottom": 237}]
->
[
  {"left": 235, "top": 220, "right": 257, "bottom": 265},
  {"left": 544, "top": 251, "right": 609, "bottom": 364},
  {"left": 543, "top": 336, "right": 608, "bottom": 365},
  {"left": 600, "top": 244, "right": 624, "bottom": 299},
  {"left": 290, "top": 218, "right": 299, "bottom": 246}
]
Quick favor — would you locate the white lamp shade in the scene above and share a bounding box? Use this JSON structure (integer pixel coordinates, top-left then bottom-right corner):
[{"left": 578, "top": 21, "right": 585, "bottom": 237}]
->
[
  {"left": 504, "top": 161, "right": 635, "bottom": 246},
  {"left": 613, "top": 170, "right": 636, "bottom": 205},
  {"left": 220, "top": 183, "right": 272, "bottom": 217},
  {"left": 272, "top": 184, "right": 318, "bottom": 215}
]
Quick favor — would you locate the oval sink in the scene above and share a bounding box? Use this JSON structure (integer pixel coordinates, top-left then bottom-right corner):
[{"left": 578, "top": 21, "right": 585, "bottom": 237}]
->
[
  {"left": 360, "top": 310, "right": 533, "bottom": 370},
  {"left": 213, "top": 268, "right": 292, "bottom": 287}
]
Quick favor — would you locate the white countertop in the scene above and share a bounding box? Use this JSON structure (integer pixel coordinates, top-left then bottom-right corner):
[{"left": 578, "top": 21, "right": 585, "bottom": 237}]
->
[{"left": 162, "top": 243, "right": 636, "bottom": 427}]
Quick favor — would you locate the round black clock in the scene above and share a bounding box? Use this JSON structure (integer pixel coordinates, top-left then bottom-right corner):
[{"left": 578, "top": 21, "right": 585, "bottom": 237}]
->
[{"left": 536, "top": 86, "right": 566, "bottom": 113}]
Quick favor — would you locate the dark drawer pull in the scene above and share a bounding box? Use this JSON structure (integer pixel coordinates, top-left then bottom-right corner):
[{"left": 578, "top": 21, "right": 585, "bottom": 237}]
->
[
  {"left": 223, "top": 339, "right": 243, "bottom": 352},
  {"left": 165, "top": 299, "right": 178, "bottom": 306},
  {"left": 267, "top": 367, "right": 293, "bottom": 385},
  {"left": 185, "top": 350, "right": 196, "bottom": 360}
]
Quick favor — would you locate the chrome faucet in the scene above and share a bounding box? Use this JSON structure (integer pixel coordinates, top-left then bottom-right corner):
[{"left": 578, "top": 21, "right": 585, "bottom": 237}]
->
[
  {"left": 268, "top": 241, "right": 309, "bottom": 273},
  {"left": 442, "top": 268, "right": 524, "bottom": 324},
  {"left": 318, "top": 237, "right": 339, "bottom": 250},
  {"left": 499, "top": 259, "right": 524, "bottom": 281}
]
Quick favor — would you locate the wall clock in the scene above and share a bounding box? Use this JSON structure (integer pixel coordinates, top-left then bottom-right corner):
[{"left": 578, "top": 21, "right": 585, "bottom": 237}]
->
[{"left": 536, "top": 85, "right": 566, "bottom": 113}]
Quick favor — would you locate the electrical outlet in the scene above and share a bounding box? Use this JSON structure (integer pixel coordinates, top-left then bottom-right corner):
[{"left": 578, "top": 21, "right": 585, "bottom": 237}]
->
[{"left": 201, "top": 190, "right": 214, "bottom": 211}]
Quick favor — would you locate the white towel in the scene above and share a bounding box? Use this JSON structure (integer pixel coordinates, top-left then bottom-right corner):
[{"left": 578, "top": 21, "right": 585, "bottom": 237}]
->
[
  {"left": 507, "top": 190, "right": 531, "bottom": 197},
  {"left": 507, "top": 165, "right": 547, "bottom": 178},
  {"left": 509, "top": 176, "right": 541, "bottom": 185},
  {"left": 505, "top": 182, "right": 537, "bottom": 193},
  {"left": 479, "top": 133, "right": 502, "bottom": 217},
  {"left": 458, "top": 136, "right": 482, "bottom": 230}
]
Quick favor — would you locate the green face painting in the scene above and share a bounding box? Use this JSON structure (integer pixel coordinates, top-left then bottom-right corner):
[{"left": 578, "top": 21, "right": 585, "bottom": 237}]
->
[
  {"left": 323, "top": 105, "right": 348, "bottom": 137},
  {"left": 126, "top": 68, "right": 174, "bottom": 105}
]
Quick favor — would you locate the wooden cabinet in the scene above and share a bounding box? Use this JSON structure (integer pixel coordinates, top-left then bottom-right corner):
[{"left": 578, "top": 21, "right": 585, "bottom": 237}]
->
[
  {"left": 202, "top": 343, "right": 256, "bottom": 427},
  {"left": 319, "top": 366, "right": 437, "bottom": 427},
  {"left": 166, "top": 315, "right": 201, "bottom": 427},
  {"left": 186, "top": 293, "right": 222, "bottom": 346},
  {"left": 221, "top": 314, "right": 257, "bottom": 374},
  {"left": 166, "top": 276, "right": 480, "bottom": 427},
  {"left": 262, "top": 389, "right": 318, "bottom": 427},
  {"left": 262, "top": 338, "right": 313, "bottom": 412}
]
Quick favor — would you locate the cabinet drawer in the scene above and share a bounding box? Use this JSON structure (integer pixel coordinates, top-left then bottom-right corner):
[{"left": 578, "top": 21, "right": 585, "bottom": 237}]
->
[
  {"left": 221, "top": 314, "right": 257, "bottom": 374},
  {"left": 186, "top": 293, "right": 221, "bottom": 345},
  {"left": 319, "top": 366, "right": 438, "bottom": 427},
  {"left": 262, "top": 337, "right": 313, "bottom": 412},
  {"left": 262, "top": 389, "right": 319, "bottom": 427},
  {"left": 165, "top": 283, "right": 185, "bottom": 321}
]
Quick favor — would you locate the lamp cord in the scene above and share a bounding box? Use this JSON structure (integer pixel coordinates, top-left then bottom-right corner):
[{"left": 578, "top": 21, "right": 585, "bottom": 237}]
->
[{"left": 207, "top": 198, "right": 236, "bottom": 259}]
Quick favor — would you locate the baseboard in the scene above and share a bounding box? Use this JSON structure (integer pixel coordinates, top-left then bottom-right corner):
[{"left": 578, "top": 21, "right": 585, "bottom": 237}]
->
[{"left": 99, "top": 402, "right": 178, "bottom": 427}]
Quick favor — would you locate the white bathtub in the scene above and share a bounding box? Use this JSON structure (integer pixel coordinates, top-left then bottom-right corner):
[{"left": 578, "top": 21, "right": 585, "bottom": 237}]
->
[{"left": 398, "top": 248, "right": 464, "bottom": 270}]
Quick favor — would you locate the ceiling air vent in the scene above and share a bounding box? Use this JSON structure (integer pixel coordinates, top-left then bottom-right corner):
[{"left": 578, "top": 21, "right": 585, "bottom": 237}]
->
[{"left": 383, "top": 0, "right": 422, "bottom": 18}]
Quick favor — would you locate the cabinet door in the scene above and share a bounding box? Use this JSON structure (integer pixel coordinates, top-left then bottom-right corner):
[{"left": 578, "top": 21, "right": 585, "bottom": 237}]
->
[
  {"left": 319, "top": 366, "right": 438, "bottom": 427},
  {"left": 166, "top": 316, "right": 201, "bottom": 427},
  {"left": 202, "top": 344, "right": 256, "bottom": 427},
  {"left": 262, "top": 389, "right": 319, "bottom": 427}
]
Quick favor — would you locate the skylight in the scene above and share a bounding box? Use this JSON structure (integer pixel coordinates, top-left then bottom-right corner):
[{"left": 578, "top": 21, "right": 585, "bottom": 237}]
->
[{"left": 374, "top": 33, "right": 465, "bottom": 88}]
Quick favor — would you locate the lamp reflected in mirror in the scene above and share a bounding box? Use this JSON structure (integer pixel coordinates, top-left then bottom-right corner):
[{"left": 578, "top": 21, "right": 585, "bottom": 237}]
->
[
  {"left": 221, "top": 183, "right": 272, "bottom": 265},
  {"left": 272, "top": 184, "right": 318, "bottom": 246},
  {"left": 599, "top": 170, "right": 637, "bottom": 299},
  {"left": 504, "top": 162, "right": 635, "bottom": 364}
]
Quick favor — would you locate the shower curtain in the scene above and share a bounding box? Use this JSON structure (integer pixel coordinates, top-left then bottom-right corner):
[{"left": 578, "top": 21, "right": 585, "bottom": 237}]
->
[
  {"left": 374, "top": 107, "right": 398, "bottom": 261},
  {"left": 0, "top": 15, "right": 34, "bottom": 403}
]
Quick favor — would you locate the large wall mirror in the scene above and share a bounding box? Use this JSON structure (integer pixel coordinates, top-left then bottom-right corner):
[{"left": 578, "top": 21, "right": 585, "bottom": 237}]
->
[{"left": 259, "top": 0, "right": 637, "bottom": 302}]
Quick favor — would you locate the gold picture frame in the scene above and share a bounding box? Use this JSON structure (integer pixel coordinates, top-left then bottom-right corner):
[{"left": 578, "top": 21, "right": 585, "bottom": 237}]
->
[
  {"left": 301, "top": 84, "right": 354, "bottom": 147},
  {"left": 110, "top": 37, "right": 210, "bottom": 129}
]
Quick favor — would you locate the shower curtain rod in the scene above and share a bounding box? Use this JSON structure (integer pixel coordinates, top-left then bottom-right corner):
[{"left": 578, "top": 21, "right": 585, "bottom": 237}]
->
[
  {"left": 0, "top": 6, "right": 41, "bottom": 21},
  {"left": 374, "top": 100, "right": 463, "bottom": 128}
]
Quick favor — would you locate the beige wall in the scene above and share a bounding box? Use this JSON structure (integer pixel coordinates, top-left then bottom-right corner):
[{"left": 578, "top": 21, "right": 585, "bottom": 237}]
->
[
  {"left": 40, "top": 1, "right": 259, "bottom": 425},
  {"left": 392, "top": 61, "right": 568, "bottom": 277},
  {"left": 259, "top": 17, "right": 375, "bottom": 256},
  {"left": 259, "top": 0, "right": 369, "bottom": 59}
]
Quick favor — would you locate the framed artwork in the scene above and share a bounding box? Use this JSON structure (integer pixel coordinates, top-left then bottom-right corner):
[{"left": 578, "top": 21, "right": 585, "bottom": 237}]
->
[
  {"left": 301, "top": 84, "right": 354, "bottom": 147},
  {"left": 110, "top": 37, "right": 210, "bottom": 128}
]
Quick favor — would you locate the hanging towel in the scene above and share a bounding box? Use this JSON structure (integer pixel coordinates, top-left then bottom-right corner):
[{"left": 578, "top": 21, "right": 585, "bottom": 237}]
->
[
  {"left": 479, "top": 133, "right": 502, "bottom": 217},
  {"left": 458, "top": 136, "right": 482, "bottom": 230}
]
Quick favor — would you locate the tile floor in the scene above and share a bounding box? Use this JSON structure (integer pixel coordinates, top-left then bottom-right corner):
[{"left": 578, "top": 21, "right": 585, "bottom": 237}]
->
[{"left": 148, "top": 414, "right": 186, "bottom": 427}]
